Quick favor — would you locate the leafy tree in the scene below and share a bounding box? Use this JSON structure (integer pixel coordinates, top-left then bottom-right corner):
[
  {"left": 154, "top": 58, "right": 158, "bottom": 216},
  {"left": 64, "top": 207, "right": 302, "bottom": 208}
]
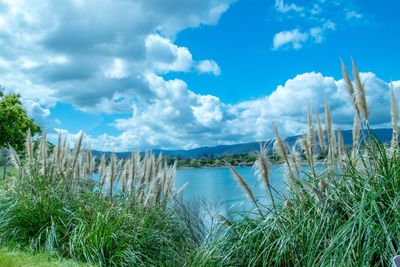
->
[
  {"left": 0, "top": 91, "right": 41, "bottom": 179},
  {"left": 0, "top": 92, "right": 41, "bottom": 151}
]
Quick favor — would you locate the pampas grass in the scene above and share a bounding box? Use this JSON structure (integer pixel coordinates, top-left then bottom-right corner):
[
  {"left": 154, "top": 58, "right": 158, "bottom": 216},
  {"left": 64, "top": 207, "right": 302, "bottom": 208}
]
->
[
  {"left": 352, "top": 59, "right": 369, "bottom": 121},
  {"left": 315, "top": 112, "right": 326, "bottom": 156},
  {"left": 1, "top": 130, "right": 193, "bottom": 266},
  {"left": 194, "top": 61, "right": 400, "bottom": 267},
  {"left": 254, "top": 143, "right": 276, "bottom": 209},
  {"left": 391, "top": 83, "right": 398, "bottom": 151},
  {"left": 228, "top": 161, "right": 263, "bottom": 217},
  {"left": 352, "top": 112, "right": 360, "bottom": 158}
]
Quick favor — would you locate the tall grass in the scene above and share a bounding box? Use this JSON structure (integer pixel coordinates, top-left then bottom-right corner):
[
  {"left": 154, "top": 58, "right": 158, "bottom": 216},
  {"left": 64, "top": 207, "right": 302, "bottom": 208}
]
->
[
  {"left": 2, "top": 60, "right": 400, "bottom": 266},
  {"left": 192, "top": 60, "right": 400, "bottom": 266},
  {"left": 0, "top": 131, "right": 195, "bottom": 266}
]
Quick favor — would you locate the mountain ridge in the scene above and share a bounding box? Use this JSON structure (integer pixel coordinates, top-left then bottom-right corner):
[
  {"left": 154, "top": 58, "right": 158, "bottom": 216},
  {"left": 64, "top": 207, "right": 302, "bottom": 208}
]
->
[{"left": 92, "top": 128, "right": 393, "bottom": 159}]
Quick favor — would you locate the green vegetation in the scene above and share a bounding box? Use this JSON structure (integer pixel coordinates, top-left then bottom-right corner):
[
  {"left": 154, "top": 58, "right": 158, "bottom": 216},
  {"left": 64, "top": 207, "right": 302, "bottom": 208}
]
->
[
  {"left": 192, "top": 60, "right": 400, "bottom": 266},
  {"left": 0, "top": 248, "right": 90, "bottom": 267},
  {"left": 174, "top": 153, "right": 258, "bottom": 168},
  {"left": 0, "top": 133, "right": 197, "bottom": 266},
  {"left": 1, "top": 61, "right": 400, "bottom": 266},
  {"left": 0, "top": 91, "right": 40, "bottom": 151},
  {"left": 0, "top": 91, "right": 41, "bottom": 180}
]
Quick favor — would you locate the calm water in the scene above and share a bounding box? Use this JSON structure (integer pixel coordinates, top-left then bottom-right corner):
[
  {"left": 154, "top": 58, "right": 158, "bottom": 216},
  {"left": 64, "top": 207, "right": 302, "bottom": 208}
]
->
[{"left": 175, "top": 166, "right": 289, "bottom": 215}]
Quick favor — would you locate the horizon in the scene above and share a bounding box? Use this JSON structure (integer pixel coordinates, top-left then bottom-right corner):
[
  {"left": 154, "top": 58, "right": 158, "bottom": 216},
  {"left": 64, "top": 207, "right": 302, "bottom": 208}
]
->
[
  {"left": 95, "top": 127, "right": 392, "bottom": 153},
  {"left": 1, "top": 0, "right": 400, "bottom": 151}
]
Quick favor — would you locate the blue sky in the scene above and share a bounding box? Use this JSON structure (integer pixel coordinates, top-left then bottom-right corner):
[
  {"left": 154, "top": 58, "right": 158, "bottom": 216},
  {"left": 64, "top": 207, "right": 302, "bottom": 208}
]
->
[{"left": 1, "top": 0, "right": 400, "bottom": 151}]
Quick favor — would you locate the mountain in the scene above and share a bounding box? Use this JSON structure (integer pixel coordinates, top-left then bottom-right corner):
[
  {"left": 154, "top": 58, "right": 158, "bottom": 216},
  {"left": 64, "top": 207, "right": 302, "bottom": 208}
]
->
[{"left": 92, "top": 128, "right": 393, "bottom": 159}]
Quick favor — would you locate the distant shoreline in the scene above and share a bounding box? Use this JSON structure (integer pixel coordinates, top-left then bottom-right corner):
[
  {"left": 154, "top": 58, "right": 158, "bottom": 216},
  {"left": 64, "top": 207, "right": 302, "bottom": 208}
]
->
[{"left": 177, "top": 165, "right": 248, "bottom": 170}]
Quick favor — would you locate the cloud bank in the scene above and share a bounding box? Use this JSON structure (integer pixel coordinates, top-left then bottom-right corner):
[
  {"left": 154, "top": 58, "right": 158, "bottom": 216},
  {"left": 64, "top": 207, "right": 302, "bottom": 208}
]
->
[
  {"left": 0, "top": 0, "right": 231, "bottom": 113},
  {"left": 55, "top": 71, "right": 397, "bottom": 151},
  {"left": 0, "top": 0, "right": 396, "bottom": 152}
]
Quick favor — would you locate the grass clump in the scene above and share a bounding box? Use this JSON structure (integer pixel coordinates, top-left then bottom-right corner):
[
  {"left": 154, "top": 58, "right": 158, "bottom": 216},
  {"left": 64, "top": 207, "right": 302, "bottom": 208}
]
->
[
  {"left": 0, "top": 247, "right": 91, "bottom": 267},
  {"left": 0, "top": 132, "right": 195, "bottom": 266},
  {"left": 193, "top": 60, "right": 400, "bottom": 266}
]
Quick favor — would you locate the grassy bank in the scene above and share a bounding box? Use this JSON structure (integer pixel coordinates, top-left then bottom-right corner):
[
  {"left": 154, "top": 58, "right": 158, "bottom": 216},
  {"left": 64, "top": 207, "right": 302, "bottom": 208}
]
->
[
  {"left": 0, "top": 247, "right": 91, "bottom": 267},
  {"left": 0, "top": 133, "right": 198, "bottom": 266}
]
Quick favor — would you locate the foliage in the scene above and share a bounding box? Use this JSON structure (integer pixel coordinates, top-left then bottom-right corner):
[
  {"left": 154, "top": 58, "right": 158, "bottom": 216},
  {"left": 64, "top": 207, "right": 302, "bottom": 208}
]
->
[
  {"left": 0, "top": 247, "right": 91, "bottom": 267},
  {"left": 2, "top": 60, "right": 400, "bottom": 266},
  {"left": 0, "top": 132, "right": 196, "bottom": 266},
  {"left": 192, "top": 60, "right": 400, "bottom": 266},
  {"left": 0, "top": 92, "right": 40, "bottom": 151},
  {"left": 174, "top": 153, "right": 258, "bottom": 168}
]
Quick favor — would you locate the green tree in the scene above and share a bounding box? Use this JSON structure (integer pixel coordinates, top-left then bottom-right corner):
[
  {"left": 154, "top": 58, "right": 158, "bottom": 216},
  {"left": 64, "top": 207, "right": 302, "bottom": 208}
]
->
[{"left": 0, "top": 91, "right": 41, "bottom": 179}]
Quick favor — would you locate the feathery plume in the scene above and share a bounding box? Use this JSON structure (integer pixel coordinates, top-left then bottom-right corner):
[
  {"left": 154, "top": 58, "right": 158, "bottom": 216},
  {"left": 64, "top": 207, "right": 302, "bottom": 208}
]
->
[
  {"left": 315, "top": 113, "right": 326, "bottom": 156},
  {"left": 324, "top": 99, "right": 335, "bottom": 153},
  {"left": 109, "top": 153, "right": 116, "bottom": 199},
  {"left": 352, "top": 59, "right": 369, "bottom": 120},
  {"left": 307, "top": 105, "right": 315, "bottom": 156},
  {"left": 273, "top": 126, "right": 295, "bottom": 179},
  {"left": 391, "top": 83, "right": 398, "bottom": 151},
  {"left": 25, "top": 129, "right": 33, "bottom": 168},
  {"left": 254, "top": 143, "right": 276, "bottom": 209},
  {"left": 72, "top": 132, "right": 84, "bottom": 173},
  {"left": 337, "top": 129, "right": 345, "bottom": 159},
  {"left": 229, "top": 164, "right": 263, "bottom": 217},
  {"left": 99, "top": 155, "right": 107, "bottom": 191},
  {"left": 8, "top": 145, "right": 21, "bottom": 172},
  {"left": 341, "top": 59, "right": 357, "bottom": 110},
  {"left": 352, "top": 112, "right": 360, "bottom": 158}
]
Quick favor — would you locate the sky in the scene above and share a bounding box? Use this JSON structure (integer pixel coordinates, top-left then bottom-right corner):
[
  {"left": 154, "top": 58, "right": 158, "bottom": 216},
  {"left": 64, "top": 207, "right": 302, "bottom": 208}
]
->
[{"left": 0, "top": 0, "right": 400, "bottom": 151}]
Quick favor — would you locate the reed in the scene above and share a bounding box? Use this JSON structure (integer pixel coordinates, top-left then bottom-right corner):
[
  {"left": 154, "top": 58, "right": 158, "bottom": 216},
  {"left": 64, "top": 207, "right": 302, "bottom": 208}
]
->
[
  {"left": 307, "top": 106, "right": 317, "bottom": 177},
  {"left": 227, "top": 161, "right": 263, "bottom": 217},
  {"left": 391, "top": 83, "right": 398, "bottom": 151},
  {"left": 315, "top": 112, "right": 326, "bottom": 156},
  {"left": 193, "top": 60, "right": 400, "bottom": 267},
  {"left": 0, "top": 131, "right": 193, "bottom": 266},
  {"left": 254, "top": 143, "right": 276, "bottom": 210},
  {"left": 352, "top": 59, "right": 369, "bottom": 121},
  {"left": 352, "top": 112, "right": 360, "bottom": 158}
]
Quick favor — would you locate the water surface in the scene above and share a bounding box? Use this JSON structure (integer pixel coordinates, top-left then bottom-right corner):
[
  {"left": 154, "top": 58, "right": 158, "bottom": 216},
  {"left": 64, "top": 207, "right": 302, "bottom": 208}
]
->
[{"left": 175, "top": 166, "right": 288, "bottom": 215}]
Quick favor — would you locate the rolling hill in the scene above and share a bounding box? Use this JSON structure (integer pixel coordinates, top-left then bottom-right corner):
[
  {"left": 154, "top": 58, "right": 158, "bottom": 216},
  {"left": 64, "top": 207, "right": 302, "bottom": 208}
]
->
[{"left": 92, "top": 128, "right": 393, "bottom": 159}]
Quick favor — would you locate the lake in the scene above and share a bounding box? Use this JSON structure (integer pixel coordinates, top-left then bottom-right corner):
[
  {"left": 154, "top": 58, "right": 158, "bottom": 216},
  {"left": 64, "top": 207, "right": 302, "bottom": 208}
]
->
[{"left": 175, "top": 166, "right": 289, "bottom": 216}]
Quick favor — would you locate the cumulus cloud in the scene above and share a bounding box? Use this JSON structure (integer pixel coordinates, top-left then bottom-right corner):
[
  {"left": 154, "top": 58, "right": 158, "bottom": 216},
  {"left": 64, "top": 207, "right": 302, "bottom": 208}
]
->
[
  {"left": 309, "top": 20, "right": 336, "bottom": 43},
  {"left": 22, "top": 99, "right": 51, "bottom": 126},
  {"left": 145, "top": 34, "right": 193, "bottom": 73},
  {"left": 272, "top": 0, "right": 363, "bottom": 50},
  {"left": 346, "top": 10, "right": 363, "bottom": 20},
  {"left": 273, "top": 29, "right": 308, "bottom": 50},
  {"left": 273, "top": 20, "right": 335, "bottom": 50},
  {"left": 196, "top": 60, "right": 221, "bottom": 75},
  {"left": 0, "top": 0, "right": 233, "bottom": 112},
  {"left": 275, "top": 0, "right": 303, "bottom": 13},
  {"left": 60, "top": 71, "right": 395, "bottom": 151}
]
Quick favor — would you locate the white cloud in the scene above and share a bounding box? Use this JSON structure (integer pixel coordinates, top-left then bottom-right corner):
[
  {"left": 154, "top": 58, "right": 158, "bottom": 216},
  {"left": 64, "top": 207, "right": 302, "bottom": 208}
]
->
[
  {"left": 63, "top": 71, "right": 395, "bottom": 151},
  {"left": 192, "top": 95, "right": 224, "bottom": 126},
  {"left": 275, "top": 0, "right": 303, "bottom": 13},
  {"left": 196, "top": 59, "right": 221, "bottom": 75},
  {"left": 104, "top": 58, "right": 129, "bottom": 79},
  {"left": 0, "top": 0, "right": 233, "bottom": 112},
  {"left": 272, "top": 1, "right": 363, "bottom": 50},
  {"left": 274, "top": 20, "right": 335, "bottom": 50},
  {"left": 309, "top": 20, "right": 336, "bottom": 43},
  {"left": 273, "top": 29, "right": 308, "bottom": 50},
  {"left": 145, "top": 34, "right": 193, "bottom": 73},
  {"left": 22, "top": 99, "right": 51, "bottom": 126},
  {"left": 346, "top": 10, "right": 363, "bottom": 20}
]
